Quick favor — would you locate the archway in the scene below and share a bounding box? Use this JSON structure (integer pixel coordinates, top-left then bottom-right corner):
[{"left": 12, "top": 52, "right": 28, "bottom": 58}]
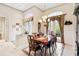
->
[{"left": 46, "top": 14, "right": 65, "bottom": 44}]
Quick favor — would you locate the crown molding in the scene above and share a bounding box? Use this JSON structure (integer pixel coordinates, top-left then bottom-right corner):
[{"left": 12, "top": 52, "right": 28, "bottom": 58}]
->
[
  {"left": 43, "top": 3, "right": 66, "bottom": 12},
  {"left": 23, "top": 5, "right": 43, "bottom": 13},
  {"left": 23, "top": 3, "right": 65, "bottom": 13},
  {"left": 1, "top": 3, "right": 43, "bottom": 13},
  {"left": 0, "top": 3, "right": 23, "bottom": 12},
  {"left": 0, "top": 3, "right": 66, "bottom": 13}
]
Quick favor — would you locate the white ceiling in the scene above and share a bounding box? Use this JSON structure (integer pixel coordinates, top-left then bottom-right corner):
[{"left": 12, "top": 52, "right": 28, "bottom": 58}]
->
[{"left": 3, "top": 3, "right": 63, "bottom": 12}]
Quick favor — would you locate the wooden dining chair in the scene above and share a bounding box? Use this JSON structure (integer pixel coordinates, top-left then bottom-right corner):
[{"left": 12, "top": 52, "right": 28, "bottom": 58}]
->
[
  {"left": 43, "top": 31, "right": 57, "bottom": 56},
  {"left": 42, "top": 35, "right": 53, "bottom": 56},
  {"left": 50, "top": 32, "right": 57, "bottom": 55},
  {"left": 44, "top": 36, "right": 57, "bottom": 56},
  {"left": 27, "top": 35, "right": 43, "bottom": 56}
]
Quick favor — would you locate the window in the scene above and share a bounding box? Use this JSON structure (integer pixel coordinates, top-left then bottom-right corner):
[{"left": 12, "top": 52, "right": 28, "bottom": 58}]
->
[
  {"left": 24, "top": 17, "right": 33, "bottom": 35},
  {"left": 48, "top": 20, "right": 61, "bottom": 36}
]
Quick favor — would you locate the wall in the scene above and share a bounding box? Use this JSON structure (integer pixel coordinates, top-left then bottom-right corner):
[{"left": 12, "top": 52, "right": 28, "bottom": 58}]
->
[
  {"left": 24, "top": 7, "right": 43, "bottom": 33},
  {"left": 0, "top": 4, "right": 23, "bottom": 42},
  {"left": 43, "top": 4, "right": 76, "bottom": 49}
]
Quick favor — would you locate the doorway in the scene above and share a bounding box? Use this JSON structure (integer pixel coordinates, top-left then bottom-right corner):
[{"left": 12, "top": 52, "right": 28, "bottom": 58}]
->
[
  {"left": 0, "top": 17, "right": 5, "bottom": 40},
  {"left": 48, "top": 20, "right": 61, "bottom": 43},
  {"left": 47, "top": 14, "right": 65, "bottom": 44}
]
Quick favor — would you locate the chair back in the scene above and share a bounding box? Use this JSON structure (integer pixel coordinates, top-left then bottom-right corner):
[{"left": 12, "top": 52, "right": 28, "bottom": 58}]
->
[
  {"left": 50, "top": 31, "right": 57, "bottom": 44},
  {"left": 27, "top": 35, "right": 33, "bottom": 46},
  {"left": 27, "top": 35, "right": 37, "bottom": 47}
]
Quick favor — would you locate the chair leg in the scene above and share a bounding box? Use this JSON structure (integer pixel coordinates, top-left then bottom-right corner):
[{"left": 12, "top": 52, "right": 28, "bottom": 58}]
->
[
  {"left": 41, "top": 49, "right": 42, "bottom": 56},
  {"left": 52, "top": 44, "right": 55, "bottom": 55},
  {"left": 55, "top": 42, "right": 57, "bottom": 48},
  {"left": 49, "top": 48, "right": 51, "bottom": 56},
  {"left": 29, "top": 49, "right": 31, "bottom": 56},
  {"left": 42, "top": 47, "right": 45, "bottom": 56},
  {"left": 29, "top": 52, "right": 30, "bottom": 56},
  {"left": 45, "top": 47, "right": 47, "bottom": 56},
  {"left": 54, "top": 42, "right": 57, "bottom": 50},
  {"left": 34, "top": 51, "right": 36, "bottom": 56}
]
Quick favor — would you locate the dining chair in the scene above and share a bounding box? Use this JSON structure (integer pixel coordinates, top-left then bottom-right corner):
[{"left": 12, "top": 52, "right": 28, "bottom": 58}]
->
[
  {"left": 43, "top": 31, "right": 57, "bottom": 56},
  {"left": 27, "top": 35, "right": 43, "bottom": 56},
  {"left": 43, "top": 40, "right": 52, "bottom": 56},
  {"left": 50, "top": 32, "right": 57, "bottom": 55}
]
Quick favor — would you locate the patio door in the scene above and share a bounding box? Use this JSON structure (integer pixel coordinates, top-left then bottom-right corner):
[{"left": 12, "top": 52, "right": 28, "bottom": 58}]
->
[
  {"left": 47, "top": 14, "right": 65, "bottom": 44},
  {"left": 48, "top": 20, "right": 61, "bottom": 43}
]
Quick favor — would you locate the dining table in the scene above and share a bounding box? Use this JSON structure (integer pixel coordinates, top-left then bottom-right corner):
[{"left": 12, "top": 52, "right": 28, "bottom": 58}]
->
[
  {"left": 33, "top": 36, "right": 48, "bottom": 45},
  {"left": 32, "top": 36, "right": 53, "bottom": 56}
]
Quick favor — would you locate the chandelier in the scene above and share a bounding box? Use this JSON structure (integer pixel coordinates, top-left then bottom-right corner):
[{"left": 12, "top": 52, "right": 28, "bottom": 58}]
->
[
  {"left": 39, "top": 15, "right": 50, "bottom": 23},
  {"left": 39, "top": 4, "right": 50, "bottom": 24}
]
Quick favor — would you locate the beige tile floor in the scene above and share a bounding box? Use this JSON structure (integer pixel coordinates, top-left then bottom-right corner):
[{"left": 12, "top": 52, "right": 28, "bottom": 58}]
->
[
  {"left": 62, "top": 45, "right": 75, "bottom": 56},
  {"left": 22, "top": 43, "right": 75, "bottom": 56},
  {"left": 15, "top": 34, "right": 76, "bottom": 56},
  {"left": 0, "top": 41, "right": 75, "bottom": 56},
  {"left": 0, "top": 40, "right": 26, "bottom": 56}
]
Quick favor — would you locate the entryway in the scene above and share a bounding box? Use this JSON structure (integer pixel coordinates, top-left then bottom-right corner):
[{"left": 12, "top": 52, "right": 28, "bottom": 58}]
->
[{"left": 0, "top": 17, "right": 5, "bottom": 40}]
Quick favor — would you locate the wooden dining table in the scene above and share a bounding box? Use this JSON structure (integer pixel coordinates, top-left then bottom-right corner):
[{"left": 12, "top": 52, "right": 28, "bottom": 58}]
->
[{"left": 33, "top": 36, "right": 48, "bottom": 45}]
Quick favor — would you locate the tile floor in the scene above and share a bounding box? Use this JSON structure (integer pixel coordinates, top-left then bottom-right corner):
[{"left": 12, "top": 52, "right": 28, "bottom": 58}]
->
[
  {"left": 62, "top": 44, "right": 75, "bottom": 56},
  {"left": 0, "top": 34, "right": 76, "bottom": 56},
  {"left": 22, "top": 43, "right": 75, "bottom": 56},
  {"left": 15, "top": 34, "right": 76, "bottom": 56},
  {"left": 0, "top": 40, "right": 26, "bottom": 56}
]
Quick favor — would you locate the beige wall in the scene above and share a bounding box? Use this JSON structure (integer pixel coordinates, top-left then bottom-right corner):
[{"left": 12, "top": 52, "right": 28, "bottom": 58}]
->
[
  {"left": 43, "top": 4, "right": 76, "bottom": 52},
  {"left": 0, "top": 4, "right": 23, "bottom": 42}
]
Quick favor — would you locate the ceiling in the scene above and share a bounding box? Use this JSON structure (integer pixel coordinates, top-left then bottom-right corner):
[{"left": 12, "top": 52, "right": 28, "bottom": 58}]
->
[{"left": 3, "top": 3, "right": 63, "bottom": 12}]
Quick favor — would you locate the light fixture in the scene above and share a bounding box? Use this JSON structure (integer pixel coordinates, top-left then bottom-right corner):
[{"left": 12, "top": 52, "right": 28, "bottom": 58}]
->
[
  {"left": 47, "top": 18, "right": 50, "bottom": 22},
  {"left": 39, "top": 19, "right": 42, "bottom": 23},
  {"left": 39, "top": 15, "right": 48, "bottom": 23},
  {"left": 64, "top": 20, "right": 72, "bottom": 25},
  {"left": 42, "top": 15, "right": 48, "bottom": 22}
]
